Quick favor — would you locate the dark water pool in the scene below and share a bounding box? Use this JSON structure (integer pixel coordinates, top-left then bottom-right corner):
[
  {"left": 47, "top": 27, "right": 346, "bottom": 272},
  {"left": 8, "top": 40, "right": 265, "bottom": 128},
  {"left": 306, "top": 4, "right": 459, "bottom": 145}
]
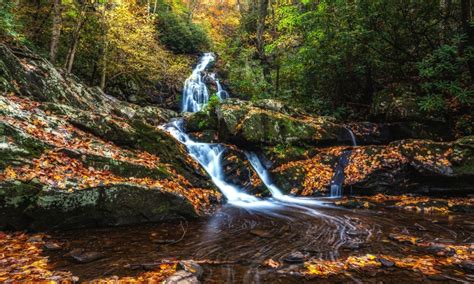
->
[{"left": 46, "top": 199, "right": 474, "bottom": 283}]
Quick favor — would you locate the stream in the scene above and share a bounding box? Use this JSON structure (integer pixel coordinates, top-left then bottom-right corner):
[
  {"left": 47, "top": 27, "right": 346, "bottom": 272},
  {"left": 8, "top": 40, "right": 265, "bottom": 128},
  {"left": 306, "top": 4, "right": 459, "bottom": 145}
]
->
[{"left": 46, "top": 54, "right": 474, "bottom": 283}]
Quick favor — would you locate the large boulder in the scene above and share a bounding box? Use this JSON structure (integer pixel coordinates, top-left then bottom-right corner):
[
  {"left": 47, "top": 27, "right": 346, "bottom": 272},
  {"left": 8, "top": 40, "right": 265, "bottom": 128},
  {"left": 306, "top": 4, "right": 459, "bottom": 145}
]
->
[
  {"left": 0, "top": 182, "right": 197, "bottom": 231},
  {"left": 186, "top": 99, "right": 349, "bottom": 147}
]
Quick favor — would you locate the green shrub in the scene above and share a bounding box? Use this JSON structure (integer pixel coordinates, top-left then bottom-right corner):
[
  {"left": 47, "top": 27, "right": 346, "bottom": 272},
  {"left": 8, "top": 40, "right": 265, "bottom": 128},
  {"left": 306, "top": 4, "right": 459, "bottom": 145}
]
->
[
  {"left": 418, "top": 42, "right": 473, "bottom": 113},
  {"left": 0, "top": 2, "right": 24, "bottom": 42},
  {"left": 156, "top": 11, "right": 209, "bottom": 54}
]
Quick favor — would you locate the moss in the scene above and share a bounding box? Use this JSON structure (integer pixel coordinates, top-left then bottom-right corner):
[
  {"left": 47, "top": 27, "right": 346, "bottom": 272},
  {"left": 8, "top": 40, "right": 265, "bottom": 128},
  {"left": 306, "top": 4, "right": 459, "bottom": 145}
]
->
[
  {"left": 80, "top": 152, "right": 171, "bottom": 179},
  {"left": 185, "top": 110, "right": 217, "bottom": 132},
  {"left": 35, "top": 189, "right": 100, "bottom": 210},
  {"left": 0, "top": 181, "right": 41, "bottom": 209},
  {"left": 0, "top": 122, "right": 48, "bottom": 169}
]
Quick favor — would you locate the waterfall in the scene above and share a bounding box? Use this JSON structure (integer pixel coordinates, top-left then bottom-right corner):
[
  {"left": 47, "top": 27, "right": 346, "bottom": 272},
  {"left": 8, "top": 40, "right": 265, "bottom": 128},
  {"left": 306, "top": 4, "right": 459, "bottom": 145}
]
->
[
  {"left": 164, "top": 53, "right": 276, "bottom": 207},
  {"left": 166, "top": 53, "right": 326, "bottom": 205},
  {"left": 162, "top": 120, "right": 261, "bottom": 205},
  {"left": 182, "top": 53, "right": 215, "bottom": 113}
]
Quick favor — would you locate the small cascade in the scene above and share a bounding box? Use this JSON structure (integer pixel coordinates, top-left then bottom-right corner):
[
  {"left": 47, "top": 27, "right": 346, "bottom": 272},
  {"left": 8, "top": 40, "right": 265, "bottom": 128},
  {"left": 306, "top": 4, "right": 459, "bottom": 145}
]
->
[
  {"left": 246, "top": 152, "right": 284, "bottom": 199},
  {"left": 329, "top": 128, "right": 357, "bottom": 198},
  {"left": 182, "top": 53, "right": 215, "bottom": 112},
  {"left": 329, "top": 151, "right": 351, "bottom": 198},
  {"left": 210, "top": 73, "right": 229, "bottom": 101},
  {"left": 345, "top": 127, "right": 357, "bottom": 146}
]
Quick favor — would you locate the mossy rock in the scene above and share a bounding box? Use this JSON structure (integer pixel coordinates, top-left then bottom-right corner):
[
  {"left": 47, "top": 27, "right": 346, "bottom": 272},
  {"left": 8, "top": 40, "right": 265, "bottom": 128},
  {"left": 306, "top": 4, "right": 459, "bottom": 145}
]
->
[
  {"left": 0, "top": 122, "right": 48, "bottom": 169},
  {"left": 214, "top": 99, "right": 345, "bottom": 147},
  {"left": 0, "top": 181, "right": 197, "bottom": 230},
  {"left": 184, "top": 110, "right": 218, "bottom": 132},
  {"left": 62, "top": 149, "right": 171, "bottom": 180}
]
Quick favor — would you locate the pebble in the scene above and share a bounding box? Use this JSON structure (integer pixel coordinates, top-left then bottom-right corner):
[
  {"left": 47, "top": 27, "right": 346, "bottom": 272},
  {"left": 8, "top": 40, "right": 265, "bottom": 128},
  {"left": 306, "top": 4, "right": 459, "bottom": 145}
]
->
[
  {"left": 283, "top": 251, "right": 306, "bottom": 263},
  {"left": 43, "top": 242, "right": 62, "bottom": 251},
  {"left": 71, "top": 251, "right": 105, "bottom": 264},
  {"left": 377, "top": 257, "right": 394, "bottom": 267}
]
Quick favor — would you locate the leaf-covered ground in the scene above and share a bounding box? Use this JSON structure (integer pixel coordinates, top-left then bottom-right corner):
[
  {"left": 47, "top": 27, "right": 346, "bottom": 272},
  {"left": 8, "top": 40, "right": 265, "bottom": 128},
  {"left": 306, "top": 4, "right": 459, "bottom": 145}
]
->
[{"left": 0, "top": 231, "right": 177, "bottom": 283}]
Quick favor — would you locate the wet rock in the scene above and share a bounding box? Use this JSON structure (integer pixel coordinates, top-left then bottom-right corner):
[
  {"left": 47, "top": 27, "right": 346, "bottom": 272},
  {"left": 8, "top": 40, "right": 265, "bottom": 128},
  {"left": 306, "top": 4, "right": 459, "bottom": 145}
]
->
[
  {"left": 283, "top": 251, "right": 306, "bottom": 263},
  {"left": 71, "top": 251, "right": 105, "bottom": 264},
  {"left": 220, "top": 148, "right": 269, "bottom": 196},
  {"left": 459, "top": 261, "right": 474, "bottom": 273},
  {"left": 377, "top": 257, "right": 394, "bottom": 267},
  {"left": 178, "top": 260, "right": 203, "bottom": 279},
  {"left": 341, "top": 242, "right": 362, "bottom": 250},
  {"left": 427, "top": 274, "right": 447, "bottom": 281},
  {"left": 164, "top": 270, "right": 200, "bottom": 284}
]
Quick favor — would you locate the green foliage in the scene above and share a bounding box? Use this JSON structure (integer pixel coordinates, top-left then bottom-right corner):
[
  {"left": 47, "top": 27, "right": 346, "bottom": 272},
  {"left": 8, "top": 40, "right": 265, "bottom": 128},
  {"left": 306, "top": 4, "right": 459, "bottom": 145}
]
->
[
  {"left": 220, "top": 43, "right": 271, "bottom": 100},
  {"left": 155, "top": 7, "right": 209, "bottom": 54},
  {"left": 0, "top": 2, "right": 24, "bottom": 42},
  {"left": 204, "top": 94, "right": 221, "bottom": 112},
  {"left": 418, "top": 42, "right": 473, "bottom": 112},
  {"left": 198, "top": 117, "right": 209, "bottom": 129},
  {"left": 219, "top": 0, "right": 473, "bottom": 121}
]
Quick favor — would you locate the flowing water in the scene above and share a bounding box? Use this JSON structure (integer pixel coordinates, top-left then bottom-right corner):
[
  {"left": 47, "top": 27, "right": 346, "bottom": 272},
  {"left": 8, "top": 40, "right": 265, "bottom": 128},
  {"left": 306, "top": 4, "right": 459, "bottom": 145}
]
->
[
  {"left": 44, "top": 54, "right": 474, "bottom": 283},
  {"left": 329, "top": 128, "right": 358, "bottom": 198}
]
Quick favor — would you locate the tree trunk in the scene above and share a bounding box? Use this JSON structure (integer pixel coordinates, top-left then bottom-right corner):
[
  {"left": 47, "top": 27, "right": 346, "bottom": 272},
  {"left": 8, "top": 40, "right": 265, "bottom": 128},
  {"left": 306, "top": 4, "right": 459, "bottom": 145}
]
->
[
  {"left": 153, "top": 0, "right": 158, "bottom": 14},
  {"left": 100, "top": 42, "right": 108, "bottom": 91},
  {"left": 49, "top": 0, "right": 62, "bottom": 64},
  {"left": 64, "top": 4, "right": 87, "bottom": 74},
  {"left": 461, "top": 0, "right": 474, "bottom": 80},
  {"left": 256, "top": 0, "right": 272, "bottom": 84}
]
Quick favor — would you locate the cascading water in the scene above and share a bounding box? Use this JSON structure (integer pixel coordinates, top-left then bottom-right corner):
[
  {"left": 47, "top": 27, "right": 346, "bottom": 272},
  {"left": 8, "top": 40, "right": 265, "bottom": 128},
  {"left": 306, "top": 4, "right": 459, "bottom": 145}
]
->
[
  {"left": 182, "top": 53, "right": 215, "bottom": 113},
  {"left": 164, "top": 53, "right": 276, "bottom": 207},
  {"left": 210, "top": 73, "right": 229, "bottom": 100},
  {"left": 162, "top": 120, "right": 262, "bottom": 205},
  {"left": 345, "top": 127, "right": 357, "bottom": 147}
]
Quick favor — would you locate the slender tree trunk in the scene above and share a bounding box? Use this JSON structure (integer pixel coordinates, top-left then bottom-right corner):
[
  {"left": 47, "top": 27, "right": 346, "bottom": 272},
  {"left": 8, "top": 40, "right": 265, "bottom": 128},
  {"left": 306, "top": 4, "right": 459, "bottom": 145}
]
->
[
  {"left": 153, "top": 0, "right": 158, "bottom": 14},
  {"left": 65, "top": 34, "right": 79, "bottom": 73},
  {"left": 100, "top": 41, "right": 108, "bottom": 91},
  {"left": 256, "top": 0, "right": 271, "bottom": 84},
  {"left": 49, "top": 0, "right": 62, "bottom": 64},
  {"left": 461, "top": 0, "right": 474, "bottom": 80},
  {"left": 64, "top": 4, "right": 87, "bottom": 74}
]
